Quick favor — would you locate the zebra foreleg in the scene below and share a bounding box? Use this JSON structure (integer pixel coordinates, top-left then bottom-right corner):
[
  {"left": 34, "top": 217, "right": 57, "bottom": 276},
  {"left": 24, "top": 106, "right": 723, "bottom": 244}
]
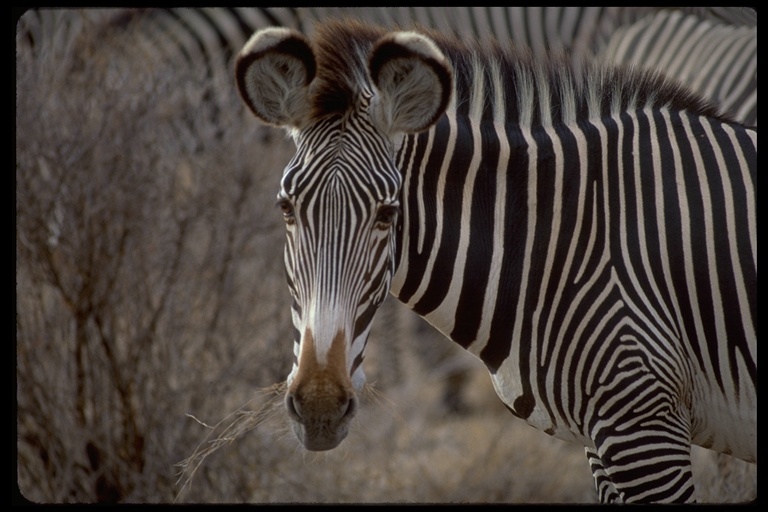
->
[
  {"left": 585, "top": 447, "right": 622, "bottom": 503},
  {"left": 587, "top": 414, "right": 696, "bottom": 503}
]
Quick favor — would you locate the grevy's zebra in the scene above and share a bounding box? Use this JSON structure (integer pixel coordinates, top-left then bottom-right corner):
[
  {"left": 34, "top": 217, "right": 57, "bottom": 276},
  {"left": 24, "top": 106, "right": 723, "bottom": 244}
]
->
[
  {"left": 234, "top": 19, "right": 756, "bottom": 503},
  {"left": 598, "top": 8, "right": 757, "bottom": 126}
]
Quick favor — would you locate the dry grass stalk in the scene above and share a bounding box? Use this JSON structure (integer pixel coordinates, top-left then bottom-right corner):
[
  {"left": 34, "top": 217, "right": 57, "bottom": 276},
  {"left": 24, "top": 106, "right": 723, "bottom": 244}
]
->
[{"left": 174, "top": 383, "right": 287, "bottom": 501}]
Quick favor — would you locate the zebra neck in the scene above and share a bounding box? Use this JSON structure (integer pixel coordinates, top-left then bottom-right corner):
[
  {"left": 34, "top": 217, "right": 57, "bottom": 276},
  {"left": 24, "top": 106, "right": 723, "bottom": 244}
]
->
[
  {"left": 389, "top": 110, "right": 522, "bottom": 359},
  {"left": 389, "top": 108, "right": 603, "bottom": 367}
]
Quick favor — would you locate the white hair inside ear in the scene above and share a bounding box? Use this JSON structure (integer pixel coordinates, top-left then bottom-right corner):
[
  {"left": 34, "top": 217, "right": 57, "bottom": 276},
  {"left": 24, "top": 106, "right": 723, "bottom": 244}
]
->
[
  {"left": 235, "top": 27, "right": 315, "bottom": 130},
  {"left": 368, "top": 31, "right": 452, "bottom": 135}
]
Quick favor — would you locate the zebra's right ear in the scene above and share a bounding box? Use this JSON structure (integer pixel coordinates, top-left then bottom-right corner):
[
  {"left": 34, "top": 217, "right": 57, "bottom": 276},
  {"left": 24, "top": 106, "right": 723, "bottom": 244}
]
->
[{"left": 235, "top": 27, "right": 316, "bottom": 129}]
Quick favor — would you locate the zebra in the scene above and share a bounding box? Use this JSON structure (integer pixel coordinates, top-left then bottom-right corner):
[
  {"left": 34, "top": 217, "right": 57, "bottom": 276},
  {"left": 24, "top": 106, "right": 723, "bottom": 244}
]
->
[
  {"left": 104, "top": 8, "right": 304, "bottom": 91},
  {"left": 234, "top": 18, "right": 756, "bottom": 503},
  {"left": 677, "top": 6, "right": 756, "bottom": 26},
  {"left": 597, "top": 8, "right": 757, "bottom": 126},
  {"left": 21, "top": 7, "right": 755, "bottom": 423},
  {"left": 281, "top": 7, "right": 759, "bottom": 412}
]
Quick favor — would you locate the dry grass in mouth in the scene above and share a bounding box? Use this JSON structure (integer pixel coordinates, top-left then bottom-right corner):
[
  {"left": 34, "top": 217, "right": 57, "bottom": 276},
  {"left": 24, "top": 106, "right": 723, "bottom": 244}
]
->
[
  {"left": 173, "top": 380, "right": 399, "bottom": 502},
  {"left": 174, "top": 383, "right": 288, "bottom": 502}
]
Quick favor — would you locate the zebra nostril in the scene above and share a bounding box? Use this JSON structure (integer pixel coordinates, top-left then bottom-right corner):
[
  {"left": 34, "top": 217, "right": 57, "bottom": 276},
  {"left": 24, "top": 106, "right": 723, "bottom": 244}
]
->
[
  {"left": 286, "top": 389, "right": 358, "bottom": 424},
  {"left": 285, "top": 392, "right": 303, "bottom": 423},
  {"left": 341, "top": 394, "right": 358, "bottom": 421}
]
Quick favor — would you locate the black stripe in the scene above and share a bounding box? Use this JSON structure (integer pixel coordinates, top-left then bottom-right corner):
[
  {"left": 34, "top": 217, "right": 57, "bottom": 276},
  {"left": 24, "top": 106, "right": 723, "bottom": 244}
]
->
[
  {"left": 397, "top": 119, "right": 448, "bottom": 304},
  {"left": 413, "top": 117, "right": 473, "bottom": 315},
  {"left": 451, "top": 120, "right": 499, "bottom": 346},
  {"left": 481, "top": 125, "right": 528, "bottom": 371}
]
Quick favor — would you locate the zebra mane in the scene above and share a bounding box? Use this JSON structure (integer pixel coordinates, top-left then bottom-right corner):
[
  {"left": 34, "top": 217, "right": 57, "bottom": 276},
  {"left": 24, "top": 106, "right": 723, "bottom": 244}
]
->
[{"left": 308, "top": 17, "right": 728, "bottom": 128}]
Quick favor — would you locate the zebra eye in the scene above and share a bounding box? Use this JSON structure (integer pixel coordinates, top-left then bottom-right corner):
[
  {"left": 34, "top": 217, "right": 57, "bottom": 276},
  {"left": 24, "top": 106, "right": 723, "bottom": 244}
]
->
[
  {"left": 374, "top": 204, "right": 400, "bottom": 229},
  {"left": 276, "top": 198, "right": 295, "bottom": 224}
]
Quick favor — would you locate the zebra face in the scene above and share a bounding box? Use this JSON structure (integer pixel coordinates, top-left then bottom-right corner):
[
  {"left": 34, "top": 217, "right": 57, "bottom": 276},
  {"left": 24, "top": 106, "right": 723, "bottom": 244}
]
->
[
  {"left": 236, "top": 24, "right": 452, "bottom": 450},
  {"left": 277, "top": 109, "right": 402, "bottom": 450}
]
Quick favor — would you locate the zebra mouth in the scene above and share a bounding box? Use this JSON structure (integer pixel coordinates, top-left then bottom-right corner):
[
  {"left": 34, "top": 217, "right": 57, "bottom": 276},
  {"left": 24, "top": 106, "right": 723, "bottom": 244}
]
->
[{"left": 289, "top": 420, "right": 350, "bottom": 451}]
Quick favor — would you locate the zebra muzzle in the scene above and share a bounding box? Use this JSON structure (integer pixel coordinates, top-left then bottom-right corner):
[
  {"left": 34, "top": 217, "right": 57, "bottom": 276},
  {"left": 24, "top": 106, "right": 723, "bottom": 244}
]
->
[{"left": 285, "top": 386, "right": 358, "bottom": 451}]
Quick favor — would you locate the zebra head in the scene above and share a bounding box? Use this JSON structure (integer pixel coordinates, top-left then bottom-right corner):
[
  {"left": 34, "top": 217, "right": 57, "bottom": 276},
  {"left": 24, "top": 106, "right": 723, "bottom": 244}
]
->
[{"left": 235, "top": 23, "right": 452, "bottom": 450}]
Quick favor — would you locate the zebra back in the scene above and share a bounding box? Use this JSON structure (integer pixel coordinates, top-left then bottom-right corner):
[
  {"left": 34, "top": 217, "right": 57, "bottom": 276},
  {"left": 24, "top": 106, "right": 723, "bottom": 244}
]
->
[{"left": 599, "top": 8, "right": 757, "bottom": 126}]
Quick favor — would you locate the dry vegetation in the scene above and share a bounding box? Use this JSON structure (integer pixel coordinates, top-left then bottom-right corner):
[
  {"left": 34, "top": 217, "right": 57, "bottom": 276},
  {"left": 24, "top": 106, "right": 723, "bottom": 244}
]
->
[{"left": 15, "top": 9, "right": 756, "bottom": 504}]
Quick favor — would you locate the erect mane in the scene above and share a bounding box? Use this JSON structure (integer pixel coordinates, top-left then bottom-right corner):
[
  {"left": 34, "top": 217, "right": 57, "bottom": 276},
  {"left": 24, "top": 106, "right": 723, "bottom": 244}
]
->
[
  {"left": 309, "top": 18, "right": 388, "bottom": 120},
  {"left": 307, "top": 17, "right": 728, "bottom": 128}
]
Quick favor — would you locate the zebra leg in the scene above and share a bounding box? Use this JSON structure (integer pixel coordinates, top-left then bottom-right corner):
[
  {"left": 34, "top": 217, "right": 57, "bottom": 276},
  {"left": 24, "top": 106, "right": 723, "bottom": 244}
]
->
[
  {"left": 585, "top": 447, "right": 622, "bottom": 503},
  {"left": 588, "top": 408, "right": 696, "bottom": 503}
]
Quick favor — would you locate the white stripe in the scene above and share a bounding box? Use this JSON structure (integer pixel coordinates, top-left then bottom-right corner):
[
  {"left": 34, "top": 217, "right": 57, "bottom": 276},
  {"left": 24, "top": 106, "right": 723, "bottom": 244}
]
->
[
  {"left": 470, "top": 59, "right": 508, "bottom": 356},
  {"left": 392, "top": 95, "right": 458, "bottom": 304},
  {"left": 536, "top": 120, "right": 564, "bottom": 359},
  {"left": 566, "top": 252, "right": 615, "bottom": 424},
  {"left": 574, "top": 182, "right": 598, "bottom": 284},
  {"left": 622, "top": 109, "right": 678, "bottom": 340},
  {"left": 422, "top": 67, "right": 485, "bottom": 335},
  {"left": 703, "top": 120, "right": 755, "bottom": 350},
  {"left": 667, "top": 111, "right": 718, "bottom": 383},
  {"left": 681, "top": 114, "right": 729, "bottom": 388},
  {"left": 544, "top": 114, "right": 593, "bottom": 364}
]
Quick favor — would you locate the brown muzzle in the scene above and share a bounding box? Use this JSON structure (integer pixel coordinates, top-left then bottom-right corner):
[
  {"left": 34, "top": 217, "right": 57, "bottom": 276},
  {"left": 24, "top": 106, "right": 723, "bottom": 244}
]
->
[{"left": 285, "top": 329, "right": 358, "bottom": 450}]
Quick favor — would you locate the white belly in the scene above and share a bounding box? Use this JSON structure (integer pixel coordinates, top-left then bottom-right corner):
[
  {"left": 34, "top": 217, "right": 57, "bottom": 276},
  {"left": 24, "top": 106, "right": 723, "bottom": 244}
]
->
[{"left": 691, "top": 374, "right": 757, "bottom": 463}]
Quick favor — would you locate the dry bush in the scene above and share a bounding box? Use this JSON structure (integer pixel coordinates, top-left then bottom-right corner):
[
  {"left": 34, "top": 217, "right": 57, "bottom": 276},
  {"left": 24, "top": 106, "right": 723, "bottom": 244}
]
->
[
  {"left": 16, "top": 8, "right": 294, "bottom": 502},
  {"left": 16, "top": 9, "right": 756, "bottom": 504}
]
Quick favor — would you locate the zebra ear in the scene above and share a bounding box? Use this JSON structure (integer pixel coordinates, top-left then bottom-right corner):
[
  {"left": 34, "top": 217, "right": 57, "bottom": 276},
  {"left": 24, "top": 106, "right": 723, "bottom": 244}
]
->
[
  {"left": 235, "top": 27, "right": 316, "bottom": 129},
  {"left": 368, "top": 31, "right": 452, "bottom": 134}
]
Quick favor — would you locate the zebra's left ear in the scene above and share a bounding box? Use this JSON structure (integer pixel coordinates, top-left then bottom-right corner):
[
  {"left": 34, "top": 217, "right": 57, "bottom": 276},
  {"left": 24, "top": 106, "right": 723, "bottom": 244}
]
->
[{"left": 368, "top": 31, "right": 452, "bottom": 134}]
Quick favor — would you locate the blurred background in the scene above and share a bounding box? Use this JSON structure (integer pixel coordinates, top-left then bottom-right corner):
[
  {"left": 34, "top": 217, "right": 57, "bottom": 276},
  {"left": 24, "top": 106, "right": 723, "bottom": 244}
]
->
[{"left": 15, "top": 8, "right": 756, "bottom": 504}]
